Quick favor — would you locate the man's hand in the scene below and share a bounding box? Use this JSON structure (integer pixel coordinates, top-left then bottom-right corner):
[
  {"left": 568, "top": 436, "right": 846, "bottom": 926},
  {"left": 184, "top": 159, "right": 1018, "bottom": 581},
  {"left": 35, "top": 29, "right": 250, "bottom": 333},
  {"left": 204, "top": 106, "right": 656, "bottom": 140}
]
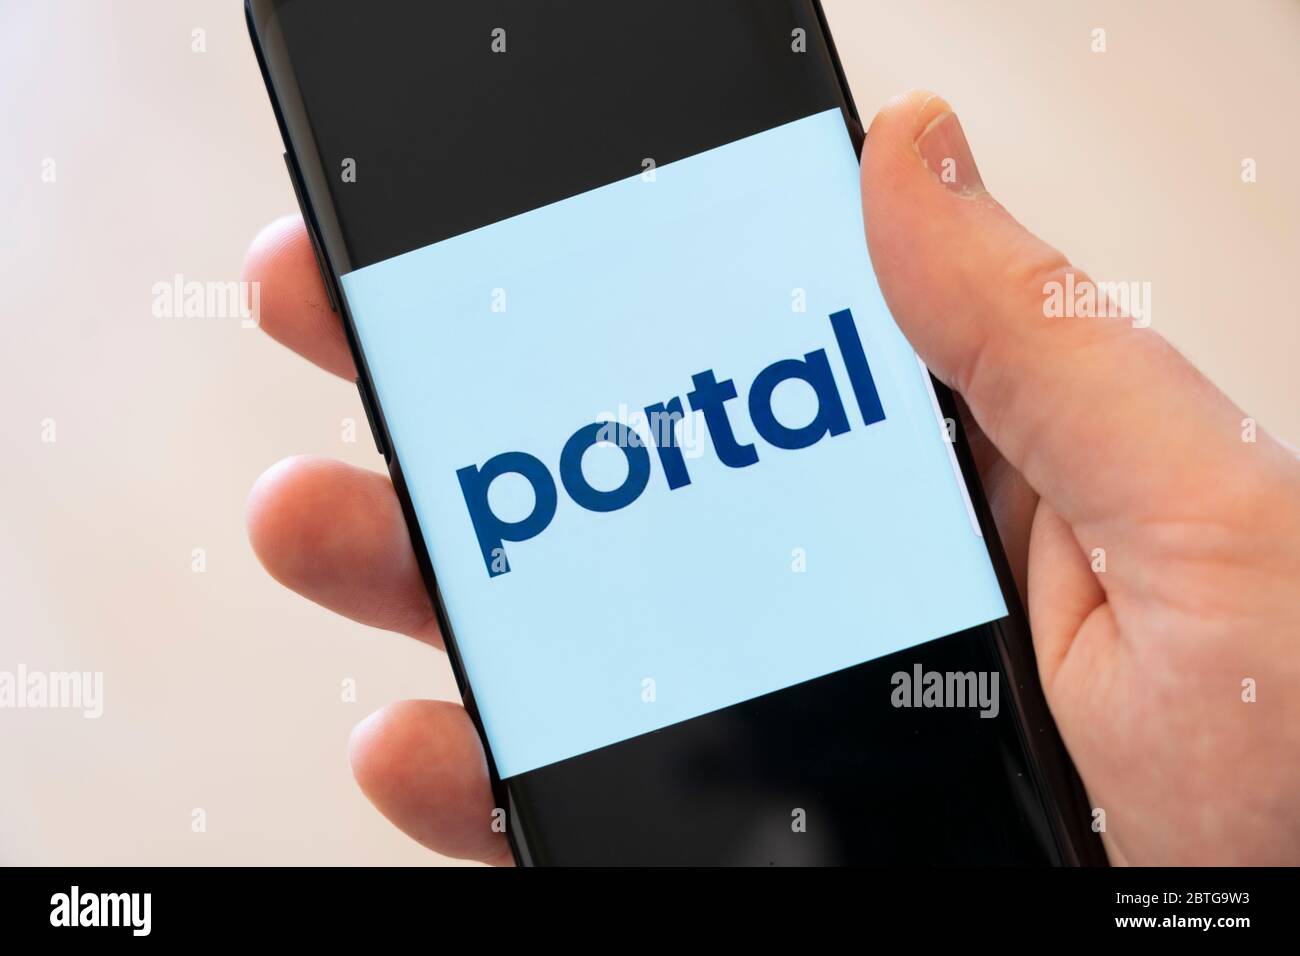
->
[{"left": 243, "top": 90, "right": 1300, "bottom": 865}]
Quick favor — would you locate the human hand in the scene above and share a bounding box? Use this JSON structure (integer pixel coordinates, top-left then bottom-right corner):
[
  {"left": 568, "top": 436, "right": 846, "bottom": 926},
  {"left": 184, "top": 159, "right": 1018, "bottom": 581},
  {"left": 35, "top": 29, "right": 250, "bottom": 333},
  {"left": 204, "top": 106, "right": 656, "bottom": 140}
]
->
[
  {"left": 865, "top": 90, "right": 1300, "bottom": 864},
  {"left": 244, "top": 90, "right": 1300, "bottom": 866}
]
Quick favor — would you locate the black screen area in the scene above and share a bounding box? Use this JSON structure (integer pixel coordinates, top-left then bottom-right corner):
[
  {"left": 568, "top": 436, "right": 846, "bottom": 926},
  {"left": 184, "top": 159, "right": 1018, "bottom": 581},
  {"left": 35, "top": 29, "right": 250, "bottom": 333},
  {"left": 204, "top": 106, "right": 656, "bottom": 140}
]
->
[
  {"left": 273, "top": 0, "right": 846, "bottom": 270},
  {"left": 250, "top": 0, "right": 1101, "bottom": 865}
]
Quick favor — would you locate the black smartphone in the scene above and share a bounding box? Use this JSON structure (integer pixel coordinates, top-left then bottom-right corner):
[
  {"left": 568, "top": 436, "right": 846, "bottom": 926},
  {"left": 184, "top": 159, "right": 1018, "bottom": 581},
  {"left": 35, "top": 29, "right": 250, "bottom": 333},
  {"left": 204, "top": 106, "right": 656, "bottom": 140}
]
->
[{"left": 246, "top": 0, "right": 1106, "bottom": 866}]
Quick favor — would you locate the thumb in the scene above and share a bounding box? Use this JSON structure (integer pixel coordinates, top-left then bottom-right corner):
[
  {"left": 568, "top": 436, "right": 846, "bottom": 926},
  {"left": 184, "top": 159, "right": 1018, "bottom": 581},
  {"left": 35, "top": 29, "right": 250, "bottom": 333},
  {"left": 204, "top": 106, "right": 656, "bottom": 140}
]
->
[{"left": 859, "top": 90, "right": 1279, "bottom": 535}]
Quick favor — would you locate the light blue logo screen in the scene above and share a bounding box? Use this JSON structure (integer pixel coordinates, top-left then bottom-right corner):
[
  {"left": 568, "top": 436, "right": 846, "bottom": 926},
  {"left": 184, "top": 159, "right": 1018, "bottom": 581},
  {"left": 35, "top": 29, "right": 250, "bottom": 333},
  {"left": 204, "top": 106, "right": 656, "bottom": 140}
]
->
[{"left": 340, "top": 108, "right": 1008, "bottom": 778}]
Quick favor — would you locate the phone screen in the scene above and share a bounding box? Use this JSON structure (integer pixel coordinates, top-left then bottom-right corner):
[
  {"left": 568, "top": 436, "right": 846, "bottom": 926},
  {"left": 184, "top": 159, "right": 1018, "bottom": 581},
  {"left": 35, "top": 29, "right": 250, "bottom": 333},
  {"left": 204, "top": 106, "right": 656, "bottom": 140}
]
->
[{"left": 252, "top": 0, "right": 1098, "bottom": 864}]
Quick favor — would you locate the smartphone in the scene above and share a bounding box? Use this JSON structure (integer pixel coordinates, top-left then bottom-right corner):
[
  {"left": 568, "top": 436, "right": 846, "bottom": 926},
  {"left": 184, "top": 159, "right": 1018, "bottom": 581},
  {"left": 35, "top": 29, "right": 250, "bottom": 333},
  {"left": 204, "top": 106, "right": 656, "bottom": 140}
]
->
[{"left": 246, "top": 0, "right": 1106, "bottom": 866}]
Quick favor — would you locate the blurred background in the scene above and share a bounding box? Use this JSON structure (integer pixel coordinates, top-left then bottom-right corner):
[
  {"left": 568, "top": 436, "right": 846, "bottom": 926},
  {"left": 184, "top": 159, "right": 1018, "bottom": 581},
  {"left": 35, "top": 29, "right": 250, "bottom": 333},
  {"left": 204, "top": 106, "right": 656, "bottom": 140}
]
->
[{"left": 2, "top": 0, "right": 1297, "bottom": 865}]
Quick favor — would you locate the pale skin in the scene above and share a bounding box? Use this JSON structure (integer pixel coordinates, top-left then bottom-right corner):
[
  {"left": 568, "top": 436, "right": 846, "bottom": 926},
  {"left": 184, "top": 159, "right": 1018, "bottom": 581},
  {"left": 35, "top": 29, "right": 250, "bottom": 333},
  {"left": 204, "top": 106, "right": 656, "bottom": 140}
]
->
[{"left": 244, "top": 90, "right": 1300, "bottom": 865}]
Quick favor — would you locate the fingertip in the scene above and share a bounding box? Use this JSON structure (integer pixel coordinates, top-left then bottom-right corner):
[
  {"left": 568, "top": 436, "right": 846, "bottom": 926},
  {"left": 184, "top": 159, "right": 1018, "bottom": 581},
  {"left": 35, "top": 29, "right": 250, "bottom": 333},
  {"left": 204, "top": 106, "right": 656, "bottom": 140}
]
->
[
  {"left": 349, "top": 700, "right": 509, "bottom": 864},
  {"left": 349, "top": 700, "right": 466, "bottom": 791},
  {"left": 348, "top": 702, "right": 408, "bottom": 797},
  {"left": 868, "top": 89, "right": 952, "bottom": 142},
  {"left": 863, "top": 90, "right": 953, "bottom": 180},
  {"left": 245, "top": 456, "right": 440, "bottom": 643},
  {"left": 245, "top": 454, "right": 336, "bottom": 581},
  {"left": 242, "top": 215, "right": 357, "bottom": 380},
  {"left": 241, "top": 213, "right": 306, "bottom": 282}
]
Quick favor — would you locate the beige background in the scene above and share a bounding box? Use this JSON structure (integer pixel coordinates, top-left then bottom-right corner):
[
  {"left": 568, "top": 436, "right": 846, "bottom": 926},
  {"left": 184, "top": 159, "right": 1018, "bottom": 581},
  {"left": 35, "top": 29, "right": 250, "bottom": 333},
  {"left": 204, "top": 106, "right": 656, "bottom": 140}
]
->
[{"left": 2, "top": 0, "right": 1296, "bottom": 865}]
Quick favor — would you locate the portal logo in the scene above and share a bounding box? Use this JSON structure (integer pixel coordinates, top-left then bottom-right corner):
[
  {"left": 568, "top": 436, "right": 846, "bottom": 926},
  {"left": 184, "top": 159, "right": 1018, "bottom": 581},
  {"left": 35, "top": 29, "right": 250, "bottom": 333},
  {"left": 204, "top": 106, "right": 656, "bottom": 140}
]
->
[{"left": 457, "top": 308, "right": 885, "bottom": 576}]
